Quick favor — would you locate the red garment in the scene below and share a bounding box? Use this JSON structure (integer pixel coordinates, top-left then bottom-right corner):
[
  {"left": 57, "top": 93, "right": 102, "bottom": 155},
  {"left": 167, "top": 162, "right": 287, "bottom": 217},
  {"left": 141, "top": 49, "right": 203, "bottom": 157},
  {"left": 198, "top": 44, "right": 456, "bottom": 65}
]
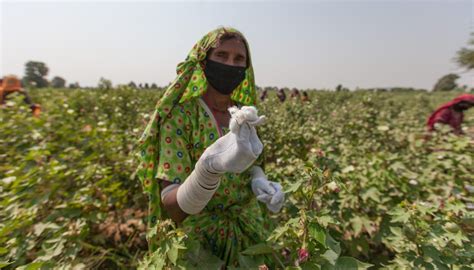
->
[{"left": 427, "top": 94, "right": 474, "bottom": 134}]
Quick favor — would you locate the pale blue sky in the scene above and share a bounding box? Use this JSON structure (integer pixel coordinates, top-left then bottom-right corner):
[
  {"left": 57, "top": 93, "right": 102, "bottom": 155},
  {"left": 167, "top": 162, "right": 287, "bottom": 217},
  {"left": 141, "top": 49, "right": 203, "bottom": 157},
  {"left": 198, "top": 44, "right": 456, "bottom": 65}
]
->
[{"left": 1, "top": 0, "right": 473, "bottom": 90}]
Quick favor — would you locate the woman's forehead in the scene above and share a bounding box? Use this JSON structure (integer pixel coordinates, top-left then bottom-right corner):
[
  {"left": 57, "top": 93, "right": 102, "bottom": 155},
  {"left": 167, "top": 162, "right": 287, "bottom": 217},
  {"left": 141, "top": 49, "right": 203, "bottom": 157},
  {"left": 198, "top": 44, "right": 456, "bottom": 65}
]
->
[{"left": 213, "top": 39, "right": 247, "bottom": 55}]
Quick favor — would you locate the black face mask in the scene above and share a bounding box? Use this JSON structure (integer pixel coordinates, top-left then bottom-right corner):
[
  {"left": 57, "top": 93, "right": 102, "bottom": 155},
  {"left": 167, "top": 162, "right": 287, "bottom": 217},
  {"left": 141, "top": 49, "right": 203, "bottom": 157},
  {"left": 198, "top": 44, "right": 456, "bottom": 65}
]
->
[{"left": 203, "top": 59, "right": 246, "bottom": 95}]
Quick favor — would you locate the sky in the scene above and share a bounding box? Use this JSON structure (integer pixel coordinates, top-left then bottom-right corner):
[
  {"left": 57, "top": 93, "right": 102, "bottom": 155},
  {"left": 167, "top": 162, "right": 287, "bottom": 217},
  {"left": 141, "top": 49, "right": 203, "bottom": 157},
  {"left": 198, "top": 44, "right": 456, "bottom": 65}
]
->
[{"left": 1, "top": 0, "right": 473, "bottom": 90}]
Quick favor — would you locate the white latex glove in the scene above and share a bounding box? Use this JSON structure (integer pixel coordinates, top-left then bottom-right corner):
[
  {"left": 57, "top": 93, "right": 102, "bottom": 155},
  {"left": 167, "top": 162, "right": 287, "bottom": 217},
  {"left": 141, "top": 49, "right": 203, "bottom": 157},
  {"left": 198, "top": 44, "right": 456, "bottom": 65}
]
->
[
  {"left": 199, "top": 106, "right": 265, "bottom": 174},
  {"left": 250, "top": 166, "right": 285, "bottom": 213}
]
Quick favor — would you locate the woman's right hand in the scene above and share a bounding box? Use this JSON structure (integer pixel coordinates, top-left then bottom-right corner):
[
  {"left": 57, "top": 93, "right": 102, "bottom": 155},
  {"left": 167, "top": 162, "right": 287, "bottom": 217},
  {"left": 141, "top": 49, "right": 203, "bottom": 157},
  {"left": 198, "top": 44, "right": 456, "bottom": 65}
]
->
[{"left": 199, "top": 106, "right": 265, "bottom": 174}]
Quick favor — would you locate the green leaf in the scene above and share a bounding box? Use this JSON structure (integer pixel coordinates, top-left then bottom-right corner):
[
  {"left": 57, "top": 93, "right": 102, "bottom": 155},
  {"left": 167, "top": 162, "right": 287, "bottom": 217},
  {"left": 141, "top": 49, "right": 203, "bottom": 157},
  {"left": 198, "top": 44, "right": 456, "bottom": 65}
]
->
[
  {"left": 350, "top": 217, "right": 363, "bottom": 236},
  {"left": 267, "top": 225, "right": 289, "bottom": 242},
  {"left": 18, "top": 262, "right": 45, "bottom": 270},
  {"left": 146, "top": 225, "right": 158, "bottom": 239},
  {"left": 196, "top": 253, "right": 225, "bottom": 269},
  {"left": 334, "top": 257, "right": 373, "bottom": 270},
  {"left": 184, "top": 240, "right": 201, "bottom": 262},
  {"left": 446, "top": 231, "right": 468, "bottom": 247},
  {"left": 322, "top": 249, "right": 338, "bottom": 265},
  {"left": 0, "top": 247, "right": 8, "bottom": 255},
  {"left": 149, "top": 249, "right": 166, "bottom": 270},
  {"left": 440, "top": 255, "right": 456, "bottom": 265},
  {"left": 285, "top": 180, "right": 303, "bottom": 193},
  {"left": 432, "top": 261, "right": 450, "bottom": 270},
  {"left": 268, "top": 218, "right": 299, "bottom": 242},
  {"left": 361, "top": 187, "right": 381, "bottom": 203},
  {"left": 445, "top": 202, "right": 466, "bottom": 215},
  {"left": 421, "top": 245, "right": 442, "bottom": 262},
  {"left": 241, "top": 243, "right": 274, "bottom": 255},
  {"left": 167, "top": 245, "right": 179, "bottom": 265},
  {"left": 317, "top": 215, "right": 337, "bottom": 227},
  {"left": 389, "top": 208, "right": 411, "bottom": 223},
  {"left": 321, "top": 262, "right": 335, "bottom": 270},
  {"left": 308, "top": 223, "right": 326, "bottom": 247},
  {"left": 389, "top": 226, "right": 403, "bottom": 237},
  {"left": 326, "top": 233, "right": 341, "bottom": 256},
  {"left": 237, "top": 254, "right": 265, "bottom": 269},
  {"left": 182, "top": 243, "right": 224, "bottom": 269},
  {"left": 51, "top": 240, "right": 65, "bottom": 257},
  {"left": 301, "top": 262, "right": 321, "bottom": 270},
  {"left": 33, "top": 222, "right": 60, "bottom": 236},
  {"left": 0, "top": 261, "right": 12, "bottom": 268}
]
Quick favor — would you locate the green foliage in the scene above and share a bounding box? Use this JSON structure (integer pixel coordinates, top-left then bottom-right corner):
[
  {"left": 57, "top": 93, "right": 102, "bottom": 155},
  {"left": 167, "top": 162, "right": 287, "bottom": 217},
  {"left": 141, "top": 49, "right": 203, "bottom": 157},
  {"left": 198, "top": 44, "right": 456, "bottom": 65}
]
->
[
  {"left": 335, "top": 85, "right": 349, "bottom": 92},
  {"left": 22, "top": 61, "right": 49, "bottom": 88},
  {"left": 456, "top": 32, "right": 474, "bottom": 70},
  {"left": 433, "top": 74, "right": 460, "bottom": 92},
  {"left": 98, "top": 77, "right": 113, "bottom": 90},
  {"left": 128, "top": 81, "right": 138, "bottom": 89},
  {"left": 51, "top": 76, "right": 66, "bottom": 88},
  {"left": 68, "top": 82, "right": 80, "bottom": 89},
  {"left": 0, "top": 90, "right": 151, "bottom": 268},
  {"left": 1, "top": 89, "right": 473, "bottom": 269}
]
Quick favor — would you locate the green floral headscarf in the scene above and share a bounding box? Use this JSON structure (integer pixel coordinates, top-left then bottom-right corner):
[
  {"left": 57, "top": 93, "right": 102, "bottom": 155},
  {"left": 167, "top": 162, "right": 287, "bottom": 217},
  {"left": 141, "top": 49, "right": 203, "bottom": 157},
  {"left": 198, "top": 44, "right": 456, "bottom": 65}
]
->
[{"left": 135, "top": 27, "right": 257, "bottom": 233}]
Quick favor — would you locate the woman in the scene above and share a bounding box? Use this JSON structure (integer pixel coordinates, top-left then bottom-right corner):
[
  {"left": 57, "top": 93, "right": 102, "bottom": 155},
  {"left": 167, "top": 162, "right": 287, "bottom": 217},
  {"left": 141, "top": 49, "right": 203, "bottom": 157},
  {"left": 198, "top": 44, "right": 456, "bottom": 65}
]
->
[
  {"left": 0, "top": 75, "right": 41, "bottom": 117},
  {"left": 259, "top": 89, "right": 268, "bottom": 102},
  {"left": 136, "top": 27, "right": 284, "bottom": 267},
  {"left": 290, "top": 88, "right": 300, "bottom": 99},
  {"left": 301, "top": 91, "right": 310, "bottom": 103},
  {"left": 276, "top": 88, "right": 286, "bottom": 103},
  {"left": 427, "top": 94, "right": 474, "bottom": 135}
]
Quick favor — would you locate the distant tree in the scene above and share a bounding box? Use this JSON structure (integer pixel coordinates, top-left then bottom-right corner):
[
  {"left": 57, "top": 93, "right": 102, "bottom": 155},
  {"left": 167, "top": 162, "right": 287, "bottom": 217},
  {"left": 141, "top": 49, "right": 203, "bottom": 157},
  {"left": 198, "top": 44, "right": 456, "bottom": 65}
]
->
[
  {"left": 23, "top": 61, "right": 49, "bottom": 88},
  {"left": 68, "top": 82, "right": 80, "bottom": 89},
  {"left": 138, "top": 83, "right": 143, "bottom": 89},
  {"left": 263, "top": 86, "right": 273, "bottom": 92},
  {"left": 456, "top": 33, "right": 474, "bottom": 70},
  {"left": 391, "top": 87, "right": 416, "bottom": 92},
  {"left": 151, "top": 83, "right": 158, "bottom": 89},
  {"left": 51, "top": 76, "right": 66, "bottom": 88},
  {"left": 98, "top": 77, "right": 113, "bottom": 89},
  {"left": 144, "top": 83, "right": 149, "bottom": 89},
  {"left": 433, "top": 74, "right": 459, "bottom": 92},
  {"left": 128, "top": 81, "right": 137, "bottom": 88},
  {"left": 336, "top": 84, "right": 343, "bottom": 92}
]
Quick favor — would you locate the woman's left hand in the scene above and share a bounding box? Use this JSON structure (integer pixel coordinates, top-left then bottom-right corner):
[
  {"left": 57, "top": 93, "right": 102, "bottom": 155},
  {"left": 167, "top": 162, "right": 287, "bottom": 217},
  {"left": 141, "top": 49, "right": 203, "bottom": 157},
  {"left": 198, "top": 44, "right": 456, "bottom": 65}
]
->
[
  {"left": 250, "top": 166, "right": 285, "bottom": 213},
  {"left": 252, "top": 179, "right": 285, "bottom": 213}
]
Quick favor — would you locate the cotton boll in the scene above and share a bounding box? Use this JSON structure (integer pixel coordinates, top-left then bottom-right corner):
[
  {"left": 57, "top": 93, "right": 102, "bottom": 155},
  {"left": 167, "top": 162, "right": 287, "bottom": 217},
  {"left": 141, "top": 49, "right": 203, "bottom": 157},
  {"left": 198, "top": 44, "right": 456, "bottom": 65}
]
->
[
  {"left": 240, "top": 106, "right": 258, "bottom": 121},
  {"left": 409, "top": 179, "right": 418, "bottom": 186},
  {"left": 228, "top": 106, "right": 266, "bottom": 133}
]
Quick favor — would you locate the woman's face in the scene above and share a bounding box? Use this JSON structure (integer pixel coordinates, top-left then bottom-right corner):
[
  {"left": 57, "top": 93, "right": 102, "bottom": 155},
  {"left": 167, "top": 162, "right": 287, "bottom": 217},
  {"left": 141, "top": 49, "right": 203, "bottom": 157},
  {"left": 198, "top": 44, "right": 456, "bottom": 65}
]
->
[
  {"left": 453, "top": 101, "right": 474, "bottom": 111},
  {"left": 207, "top": 38, "right": 247, "bottom": 67}
]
